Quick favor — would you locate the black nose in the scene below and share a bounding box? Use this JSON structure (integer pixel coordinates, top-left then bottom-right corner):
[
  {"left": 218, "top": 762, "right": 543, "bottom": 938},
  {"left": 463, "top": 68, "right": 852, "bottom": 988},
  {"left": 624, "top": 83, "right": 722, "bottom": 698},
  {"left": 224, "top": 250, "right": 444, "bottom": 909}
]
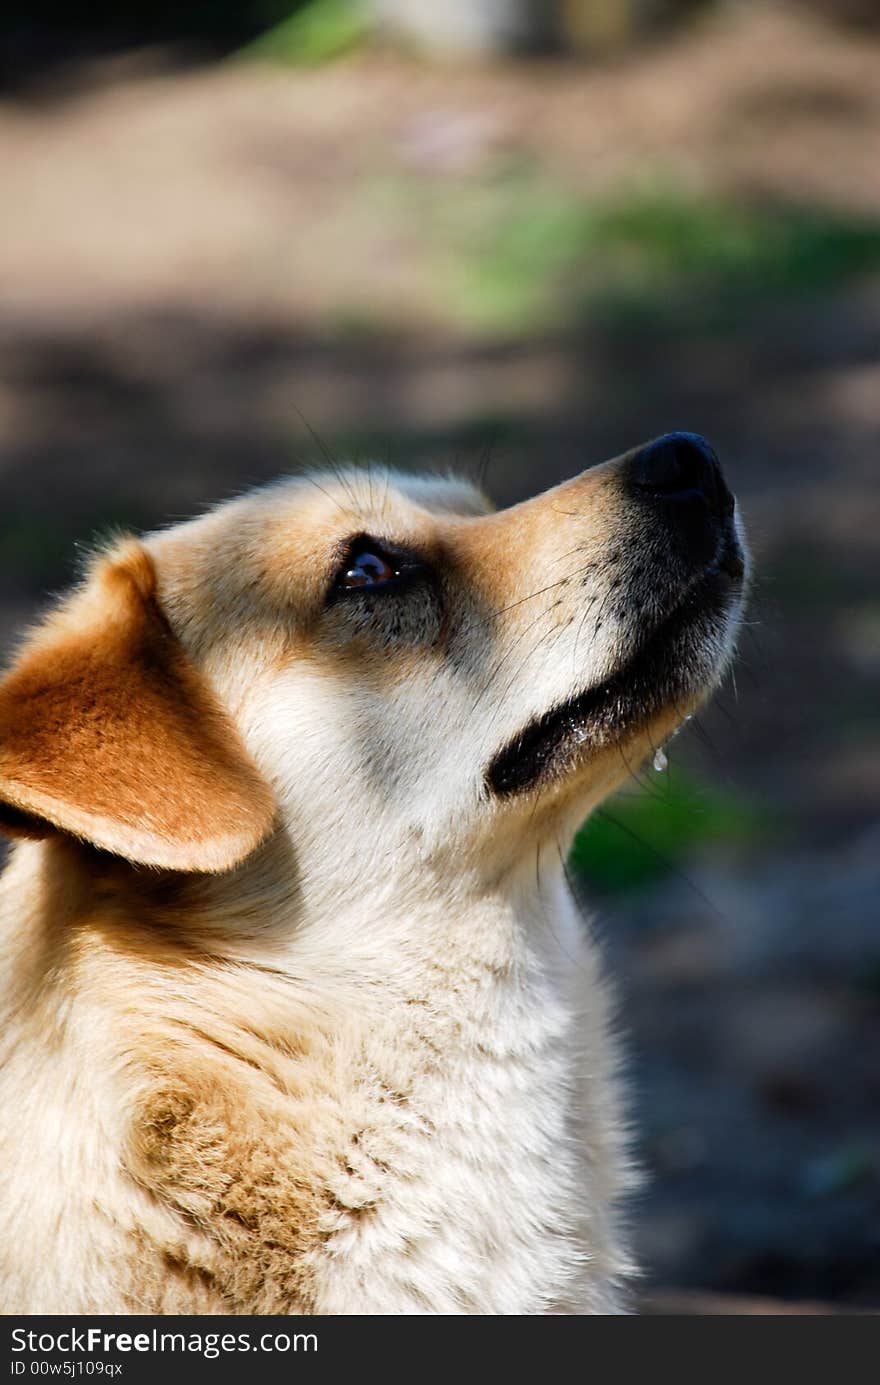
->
[{"left": 629, "top": 432, "right": 734, "bottom": 521}]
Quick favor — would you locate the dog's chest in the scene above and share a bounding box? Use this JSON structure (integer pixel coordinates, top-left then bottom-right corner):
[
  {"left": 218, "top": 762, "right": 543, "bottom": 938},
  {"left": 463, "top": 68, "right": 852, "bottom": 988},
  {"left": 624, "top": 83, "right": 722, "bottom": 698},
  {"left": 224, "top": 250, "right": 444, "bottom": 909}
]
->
[{"left": 309, "top": 971, "right": 586, "bottom": 1315}]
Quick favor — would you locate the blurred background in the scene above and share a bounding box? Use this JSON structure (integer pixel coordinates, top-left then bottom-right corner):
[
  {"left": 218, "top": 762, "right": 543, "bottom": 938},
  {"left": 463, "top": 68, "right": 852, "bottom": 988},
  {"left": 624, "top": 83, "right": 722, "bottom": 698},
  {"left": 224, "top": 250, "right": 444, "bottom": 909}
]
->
[{"left": 1, "top": 0, "right": 879, "bottom": 1310}]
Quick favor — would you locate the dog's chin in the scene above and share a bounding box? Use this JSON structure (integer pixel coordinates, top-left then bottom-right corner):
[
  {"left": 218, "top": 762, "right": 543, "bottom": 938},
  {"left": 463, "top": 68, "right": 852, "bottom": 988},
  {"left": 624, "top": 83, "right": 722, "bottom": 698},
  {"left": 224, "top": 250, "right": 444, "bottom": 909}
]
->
[{"left": 485, "top": 562, "right": 744, "bottom": 800}]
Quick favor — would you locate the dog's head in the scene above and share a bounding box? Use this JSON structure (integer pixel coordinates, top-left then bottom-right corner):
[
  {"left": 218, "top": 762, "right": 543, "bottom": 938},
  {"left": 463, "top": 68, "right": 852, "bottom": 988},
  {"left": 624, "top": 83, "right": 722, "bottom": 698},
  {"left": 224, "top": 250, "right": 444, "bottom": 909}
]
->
[{"left": 0, "top": 434, "right": 747, "bottom": 886}]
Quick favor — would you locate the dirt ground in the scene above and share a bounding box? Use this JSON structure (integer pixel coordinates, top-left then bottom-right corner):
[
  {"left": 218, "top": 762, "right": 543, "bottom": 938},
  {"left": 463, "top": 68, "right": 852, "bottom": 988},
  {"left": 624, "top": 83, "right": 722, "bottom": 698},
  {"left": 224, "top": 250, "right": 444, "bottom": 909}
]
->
[{"left": 1, "top": 3, "right": 878, "bottom": 1306}]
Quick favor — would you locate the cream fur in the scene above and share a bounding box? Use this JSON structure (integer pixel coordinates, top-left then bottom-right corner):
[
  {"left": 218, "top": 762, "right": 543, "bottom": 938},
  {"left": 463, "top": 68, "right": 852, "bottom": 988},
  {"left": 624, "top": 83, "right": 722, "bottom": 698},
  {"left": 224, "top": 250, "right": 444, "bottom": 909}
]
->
[{"left": 0, "top": 460, "right": 746, "bottom": 1314}]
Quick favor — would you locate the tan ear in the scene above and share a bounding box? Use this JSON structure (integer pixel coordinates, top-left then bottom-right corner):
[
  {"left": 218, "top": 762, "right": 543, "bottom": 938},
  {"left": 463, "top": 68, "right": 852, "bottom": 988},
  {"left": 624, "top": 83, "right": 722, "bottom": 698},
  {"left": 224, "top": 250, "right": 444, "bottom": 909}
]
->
[{"left": 0, "top": 542, "right": 276, "bottom": 871}]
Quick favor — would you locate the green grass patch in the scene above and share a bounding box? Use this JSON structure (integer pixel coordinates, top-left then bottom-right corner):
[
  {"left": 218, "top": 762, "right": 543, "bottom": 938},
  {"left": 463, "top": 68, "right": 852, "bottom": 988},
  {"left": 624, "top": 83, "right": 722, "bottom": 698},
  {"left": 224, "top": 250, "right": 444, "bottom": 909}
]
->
[
  {"left": 240, "top": 0, "right": 369, "bottom": 65},
  {"left": 373, "top": 167, "right": 880, "bottom": 334},
  {"left": 569, "top": 765, "right": 770, "bottom": 895}
]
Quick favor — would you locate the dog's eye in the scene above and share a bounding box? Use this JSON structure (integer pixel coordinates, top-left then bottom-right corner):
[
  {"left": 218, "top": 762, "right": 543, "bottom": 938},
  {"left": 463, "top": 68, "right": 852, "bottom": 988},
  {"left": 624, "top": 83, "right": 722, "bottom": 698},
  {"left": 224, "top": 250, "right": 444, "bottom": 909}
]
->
[
  {"left": 333, "top": 538, "right": 405, "bottom": 595},
  {"left": 330, "top": 536, "right": 430, "bottom": 603},
  {"left": 339, "top": 549, "right": 397, "bottom": 589}
]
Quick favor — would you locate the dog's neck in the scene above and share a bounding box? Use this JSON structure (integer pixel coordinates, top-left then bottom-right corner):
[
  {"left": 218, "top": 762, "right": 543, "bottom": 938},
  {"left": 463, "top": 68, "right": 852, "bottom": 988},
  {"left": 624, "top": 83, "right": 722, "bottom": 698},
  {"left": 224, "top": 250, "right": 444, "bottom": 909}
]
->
[
  {"left": 9, "top": 817, "right": 583, "bottom": 976},
  {"left": 178, "top": 827, "right": 581, "bottom": 997}
]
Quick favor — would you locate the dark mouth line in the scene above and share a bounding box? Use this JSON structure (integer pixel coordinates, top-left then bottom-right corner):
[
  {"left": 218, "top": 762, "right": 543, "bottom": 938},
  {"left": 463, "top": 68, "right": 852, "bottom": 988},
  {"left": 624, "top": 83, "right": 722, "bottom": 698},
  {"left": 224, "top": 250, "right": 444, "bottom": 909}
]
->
[{"left": 486, "top": 567, "right": 736, "bottom": 798}]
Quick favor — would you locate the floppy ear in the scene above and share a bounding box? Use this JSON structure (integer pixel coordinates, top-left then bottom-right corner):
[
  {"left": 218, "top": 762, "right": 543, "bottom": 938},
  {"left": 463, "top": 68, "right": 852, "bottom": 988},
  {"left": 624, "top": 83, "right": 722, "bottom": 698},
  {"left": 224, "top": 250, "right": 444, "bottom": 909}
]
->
[{"left": 0, "top": 542, "right": 276, "bottom": 871}]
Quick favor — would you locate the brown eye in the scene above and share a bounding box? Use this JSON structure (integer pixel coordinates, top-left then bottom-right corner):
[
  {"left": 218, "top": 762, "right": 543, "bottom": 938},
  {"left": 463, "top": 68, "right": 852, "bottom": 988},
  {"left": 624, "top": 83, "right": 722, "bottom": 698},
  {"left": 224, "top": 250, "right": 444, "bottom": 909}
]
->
[
  {"left": 340, "top": 549, "right": 397, "bottom": 589},
  {"left": 330, "top": 535, "right": 430, "bottom": 602}
]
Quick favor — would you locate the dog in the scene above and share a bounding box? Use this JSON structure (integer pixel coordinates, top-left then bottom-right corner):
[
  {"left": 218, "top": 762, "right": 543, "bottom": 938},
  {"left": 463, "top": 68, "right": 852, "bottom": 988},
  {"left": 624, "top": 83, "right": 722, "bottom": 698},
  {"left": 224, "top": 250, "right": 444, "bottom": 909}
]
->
[{"left": 0, "top": 432, "right": 746, "bottom": 1314}]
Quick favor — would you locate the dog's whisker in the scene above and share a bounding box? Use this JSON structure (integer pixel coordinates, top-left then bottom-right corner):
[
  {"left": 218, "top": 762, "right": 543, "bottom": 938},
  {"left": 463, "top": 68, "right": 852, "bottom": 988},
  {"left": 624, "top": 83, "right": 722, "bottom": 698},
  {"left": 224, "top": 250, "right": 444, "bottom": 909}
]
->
[
  {"left": 552, "top": 544, "right": 590, "bottom": 569},
  {"left": 685, "top": 712, "right": 720, "bottom": 758},
  {"left": 593, "top": 806, "right": 735, "bottom": 929},
  {"left": 486, "top": 557, "right": 603, "bottom": 622},
  {"left": 470, "top": 606, "right": 559, "bottom": 716},
  {"left": 481, "top": 621, "right": 568, "bottom": 735},
  {"left": 486, "top": 575, "right": 574, "bottom": 620},
  {"left": 292, "top": 408, "right": 365, "bottom": 515}
]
